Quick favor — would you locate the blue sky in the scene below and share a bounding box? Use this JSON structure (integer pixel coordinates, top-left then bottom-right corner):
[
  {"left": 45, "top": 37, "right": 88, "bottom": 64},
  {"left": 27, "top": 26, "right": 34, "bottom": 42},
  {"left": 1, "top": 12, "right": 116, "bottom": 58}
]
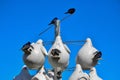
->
[{"left": 0, "top": 0, "right": 120, "bottom": 80}]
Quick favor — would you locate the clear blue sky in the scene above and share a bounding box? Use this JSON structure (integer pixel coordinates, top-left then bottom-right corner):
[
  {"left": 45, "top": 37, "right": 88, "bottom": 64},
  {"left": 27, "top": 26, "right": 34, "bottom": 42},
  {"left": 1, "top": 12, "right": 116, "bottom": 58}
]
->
[{"left": 0, "top": 0, "right": 120, "bottom": 80}]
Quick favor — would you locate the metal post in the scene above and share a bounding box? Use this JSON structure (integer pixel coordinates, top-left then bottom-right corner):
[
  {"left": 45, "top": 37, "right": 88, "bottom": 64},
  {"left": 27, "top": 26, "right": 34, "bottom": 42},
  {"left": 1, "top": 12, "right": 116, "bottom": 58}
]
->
[
  {"left": 54, "top": 19, "right": 60, "bottom": 38},
  {"left": 54, "top": 68, "right": 58, "bottom": 80}
]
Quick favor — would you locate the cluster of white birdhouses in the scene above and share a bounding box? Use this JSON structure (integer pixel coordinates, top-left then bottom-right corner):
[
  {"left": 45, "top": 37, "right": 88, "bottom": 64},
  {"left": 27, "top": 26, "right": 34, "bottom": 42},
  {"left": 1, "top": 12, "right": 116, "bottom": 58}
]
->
[{"left": 13, "top": 8, "right": 103, "bottom": 80}]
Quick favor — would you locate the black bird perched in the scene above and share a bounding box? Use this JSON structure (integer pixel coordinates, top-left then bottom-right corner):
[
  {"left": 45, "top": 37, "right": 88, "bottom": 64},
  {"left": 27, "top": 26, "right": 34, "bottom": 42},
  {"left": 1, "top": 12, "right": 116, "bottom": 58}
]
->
[
  {"left": 64, "top": 8, "right": 76, "bottom": 14},
  {"left": 48, "top": 17, "right": 58, "bottom": 25},
  {"left": 39, "top": 17, "right": 58, "bottom": 36}
]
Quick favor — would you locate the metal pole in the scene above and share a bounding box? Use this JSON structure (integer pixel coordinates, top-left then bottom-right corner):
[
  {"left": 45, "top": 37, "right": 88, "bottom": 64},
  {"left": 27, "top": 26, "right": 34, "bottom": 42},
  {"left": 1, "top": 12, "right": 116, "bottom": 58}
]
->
[
  {"left": 54, "top": 68, "right": 58, "bottom": 80},
  {"left": 54, "top": 19, "right": 60, "bottom": 38}
]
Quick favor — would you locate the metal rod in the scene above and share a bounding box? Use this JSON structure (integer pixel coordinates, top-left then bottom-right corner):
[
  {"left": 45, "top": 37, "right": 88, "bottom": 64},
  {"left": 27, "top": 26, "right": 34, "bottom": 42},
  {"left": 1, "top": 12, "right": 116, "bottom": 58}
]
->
[
  {"left": 54, "top": 68, "right": 58, "bottom": 80},
  {"left": 39, "top": 25, "right": 53, "bottom": 36}
]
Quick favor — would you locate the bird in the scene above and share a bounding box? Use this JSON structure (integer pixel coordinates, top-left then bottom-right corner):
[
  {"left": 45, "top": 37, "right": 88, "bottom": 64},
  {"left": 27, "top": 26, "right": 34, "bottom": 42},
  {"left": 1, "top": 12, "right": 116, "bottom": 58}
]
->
[
  {"left": 69, "top": 64, "right": 89, "bottom": 80},
  {"left": 64, "top": 8, "right": 76, "bottom": 14},
  {"left": 76, "top": 38, "right": 102, "bottom": 70},
  {"left": 22, "top": 39, "right": 48, "bottom": 70},
  {"left": 13, "top": 65, "right": 32, "bottom": 80},
  {"left": 89, "top": 67, "right": 103, "bottom": 80},
  {"left": 48, "top": 17, "right": 58, "bottom": 25}
]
